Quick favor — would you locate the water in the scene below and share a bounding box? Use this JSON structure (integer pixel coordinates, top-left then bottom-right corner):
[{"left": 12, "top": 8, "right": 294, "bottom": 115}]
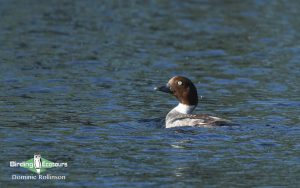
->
[{"left": 0, "top": 0, "right": 300, "bottom": 187}]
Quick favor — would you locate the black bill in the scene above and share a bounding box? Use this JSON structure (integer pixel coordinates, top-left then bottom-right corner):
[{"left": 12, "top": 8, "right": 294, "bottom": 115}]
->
[{"left": 154, "top": 85, "right": 172, "bottom": 94}]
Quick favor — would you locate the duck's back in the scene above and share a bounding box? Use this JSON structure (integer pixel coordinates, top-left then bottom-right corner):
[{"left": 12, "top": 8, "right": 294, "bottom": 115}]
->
[{"left": 165, "top": 109, "right": 230, "bottom": 128}]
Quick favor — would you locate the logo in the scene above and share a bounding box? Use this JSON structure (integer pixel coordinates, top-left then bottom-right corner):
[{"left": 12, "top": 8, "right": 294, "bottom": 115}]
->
[{"left": 9, "top": 153, "right": 67, "bottom": 180}]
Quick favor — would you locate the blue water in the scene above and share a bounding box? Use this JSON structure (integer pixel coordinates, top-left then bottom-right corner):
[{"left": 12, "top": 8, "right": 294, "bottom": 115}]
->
[{"left": 0, "top": 0, "right": 300, "bottom": 187}]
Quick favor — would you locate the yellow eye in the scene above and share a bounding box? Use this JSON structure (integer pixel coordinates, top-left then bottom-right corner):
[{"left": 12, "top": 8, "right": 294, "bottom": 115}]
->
[{"left": 177, "top": 81, "right": 182, "bottom": 85}]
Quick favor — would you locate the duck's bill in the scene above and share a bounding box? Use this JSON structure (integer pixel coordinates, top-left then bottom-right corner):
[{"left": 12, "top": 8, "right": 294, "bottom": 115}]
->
[{"left": 154, "top": 85, "right": 172, "bottom": 94}]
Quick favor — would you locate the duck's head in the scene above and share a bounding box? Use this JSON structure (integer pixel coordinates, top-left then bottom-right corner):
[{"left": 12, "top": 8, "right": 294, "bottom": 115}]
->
[{"left": 155, "top": 76, "right": 198, "bottom": 106}]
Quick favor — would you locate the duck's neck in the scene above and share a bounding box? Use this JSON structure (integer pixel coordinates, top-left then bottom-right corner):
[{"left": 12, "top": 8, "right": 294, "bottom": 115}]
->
[{"left": 174, "top": 103, "right": 196, "bottom": 114}]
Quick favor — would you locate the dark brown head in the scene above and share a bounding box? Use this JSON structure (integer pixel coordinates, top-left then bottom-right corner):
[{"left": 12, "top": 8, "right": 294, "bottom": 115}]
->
[{"left": 155, "top": 76, "right": 198, "bottom": 106}]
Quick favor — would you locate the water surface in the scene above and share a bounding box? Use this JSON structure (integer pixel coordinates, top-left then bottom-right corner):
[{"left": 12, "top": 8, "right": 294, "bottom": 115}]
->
[{"left": 0, "top": 0, "right": 300, "bottom": 187}]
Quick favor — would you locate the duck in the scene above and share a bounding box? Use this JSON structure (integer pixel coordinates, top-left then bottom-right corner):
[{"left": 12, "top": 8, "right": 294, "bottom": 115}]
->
[{"left": 155, "top": 76, "right": 230, "bottom": 128}]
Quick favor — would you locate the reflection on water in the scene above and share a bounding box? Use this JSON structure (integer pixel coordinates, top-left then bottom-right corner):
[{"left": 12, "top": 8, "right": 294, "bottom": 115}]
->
[{"left": 0, "top": 0, "right": 299, "bottom": 187}]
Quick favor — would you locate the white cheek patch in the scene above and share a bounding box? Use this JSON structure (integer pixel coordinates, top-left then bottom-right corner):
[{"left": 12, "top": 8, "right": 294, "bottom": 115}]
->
[{"left": 177, "top": 81, "right": 182, "bottom": 85}]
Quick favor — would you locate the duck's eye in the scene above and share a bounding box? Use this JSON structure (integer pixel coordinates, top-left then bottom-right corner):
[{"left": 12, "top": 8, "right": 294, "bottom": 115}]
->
[{"left": 177, "top": 81, "right": 183, "bottom": 86}]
